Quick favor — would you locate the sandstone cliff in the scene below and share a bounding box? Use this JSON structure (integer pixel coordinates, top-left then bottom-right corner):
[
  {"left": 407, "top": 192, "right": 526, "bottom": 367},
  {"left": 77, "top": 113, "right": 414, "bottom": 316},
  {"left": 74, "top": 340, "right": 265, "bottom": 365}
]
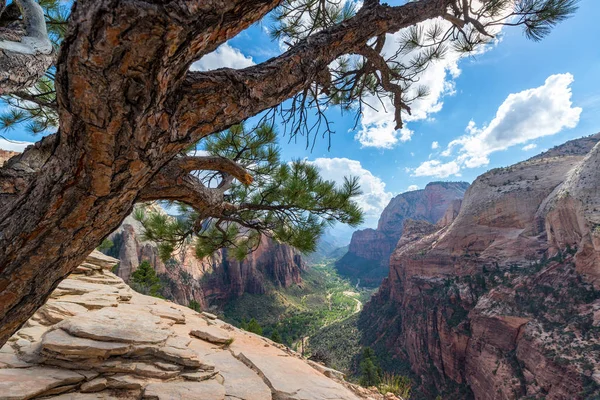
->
[
  {"left": 0, "top": 149, "right": 18, "bottom": 165},
  {"left": 336, "top": 182, "right": 469, "bottom": 286},
  {"left": 360, "top": 134, "right": 600, "bottom": 399},
  {"left": 0, "top": 251, "right": 394, "bottom": 400},
  {"left": 104, "top": 207, "right": 305, "bottom": 310}
]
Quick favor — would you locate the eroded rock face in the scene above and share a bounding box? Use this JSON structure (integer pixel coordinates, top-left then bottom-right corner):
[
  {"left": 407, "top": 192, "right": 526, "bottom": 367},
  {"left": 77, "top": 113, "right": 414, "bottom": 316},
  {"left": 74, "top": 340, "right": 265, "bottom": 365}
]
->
[
  {"left": 103, "top": 207, "right": 305, "bottom": 309},
  {"left": 0, "top": 251, "right": 392, "bottom": 400},
  {"left": 336, "top": 182, "right": 469, "bottom": 286},
  {"left": 361, "top": 134, "right": 600, "bottom": 399},
  {"left": 0, "top": 149, "right": 19, "bottom": 166}
]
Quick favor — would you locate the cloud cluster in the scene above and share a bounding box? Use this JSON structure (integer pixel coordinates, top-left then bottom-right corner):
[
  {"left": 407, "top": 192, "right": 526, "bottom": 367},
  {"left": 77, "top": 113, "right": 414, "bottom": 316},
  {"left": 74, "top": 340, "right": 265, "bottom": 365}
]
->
[
  {"left": 308, "top": 157, "right": 393, "bottom": 226},
  {"left": 355, "top": 19, "right": 462, "bottom": 149},
  {"left": 191, "top": 43, "right": 255, "bottom": 71},
  {"left": 412, "top": 73, "right": 582, "bottom": 178}
]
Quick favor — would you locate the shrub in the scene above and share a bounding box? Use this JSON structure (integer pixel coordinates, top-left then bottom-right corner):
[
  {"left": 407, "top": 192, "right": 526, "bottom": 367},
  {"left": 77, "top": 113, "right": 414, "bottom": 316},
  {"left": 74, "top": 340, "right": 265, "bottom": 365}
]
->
[
  {"left": 378, "top": 373, "right": 412, "bottom": 399},
  {"left": 130, "top": 261, "right": 163, "bottom": 298},
  {"left": 188, "top": 299, "right": 201, "bottom": 312}
]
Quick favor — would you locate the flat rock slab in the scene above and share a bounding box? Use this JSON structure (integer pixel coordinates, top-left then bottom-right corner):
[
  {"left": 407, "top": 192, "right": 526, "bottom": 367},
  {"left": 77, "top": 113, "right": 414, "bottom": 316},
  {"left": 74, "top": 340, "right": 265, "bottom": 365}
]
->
[
  {"left": 143, "top": 380, "right": 226, "bottom": 400},
  {"left": 61, "top": 308, "right": 168, "bottom": 344},
  {"left": 42, "top": 328, "right": 131, "bottom": 359},
  {"left": 190, "top": 325, "right": 232, "bottom": 344},
  {"left": 231, "top": 334, "right": 360, "bottom": 400},
  {"left": 36, "top": 301, "right": 88, "bottom": 325},
  {"left": 205, "top": 351, "right": 272, "bottom": 400},
  {"left": 0, "top": 367, "right": 84, "bottom": 399}
]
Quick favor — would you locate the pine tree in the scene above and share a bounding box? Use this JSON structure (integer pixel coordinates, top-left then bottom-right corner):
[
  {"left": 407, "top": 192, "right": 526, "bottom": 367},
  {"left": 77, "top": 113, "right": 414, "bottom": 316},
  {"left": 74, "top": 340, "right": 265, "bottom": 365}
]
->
[
  {"left": 271, "top": 329, "right": 283, "bottom": 344},
  {"left": 135, "top": 123, "right": 363, "bottom": 262},
  {"left": 245, "top": 318, "right": 263, "bottom": 336},
  {"left": 0, "top": 0, "right": 580, "bottom": 348},
  {"left": 359, "top": 347, "right": 382, "bottom": 387},
  {"left": 130, "top": 261, "right": 162, "bottom": 298},
  {"left": 188, "top": 300, "right": 201, "bottom": 313}
]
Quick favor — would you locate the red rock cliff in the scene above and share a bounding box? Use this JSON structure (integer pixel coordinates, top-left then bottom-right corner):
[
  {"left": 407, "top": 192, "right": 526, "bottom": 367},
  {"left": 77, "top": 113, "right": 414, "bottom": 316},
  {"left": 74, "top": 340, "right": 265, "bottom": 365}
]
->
[
  {"left": 336, "top": 182, "right": 469, "bottom": 286},
  {"left": 103, "top": 206, "right": 305, "bottom": 310},
  {"left": 361, "top": 134, "right": 600, "bottom": 399}
]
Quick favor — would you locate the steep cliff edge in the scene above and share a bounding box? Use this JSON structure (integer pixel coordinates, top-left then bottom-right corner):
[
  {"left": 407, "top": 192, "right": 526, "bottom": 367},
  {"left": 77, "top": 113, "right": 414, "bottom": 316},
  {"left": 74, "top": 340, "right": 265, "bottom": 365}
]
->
[
  {"left": 361, "top": 134, "right": 600, "bottom": 399},
  {"left": 336, "top": 182, "right": 469, "bottom": 286},
  {"left": 0, "top": 149, "right": 19, "bottom": 165},
  {"left": 0, "top": 251, "right": 393, "bottom": 400},
  {"left": 103, "top": 207, "right": 305, "bottom": 310}
]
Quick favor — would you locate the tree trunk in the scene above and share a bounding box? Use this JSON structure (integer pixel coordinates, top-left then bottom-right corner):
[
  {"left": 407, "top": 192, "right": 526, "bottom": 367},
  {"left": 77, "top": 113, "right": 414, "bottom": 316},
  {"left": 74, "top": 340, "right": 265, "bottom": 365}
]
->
[{"left": 0, "top": 0, "right": 451, "bottom": 346}]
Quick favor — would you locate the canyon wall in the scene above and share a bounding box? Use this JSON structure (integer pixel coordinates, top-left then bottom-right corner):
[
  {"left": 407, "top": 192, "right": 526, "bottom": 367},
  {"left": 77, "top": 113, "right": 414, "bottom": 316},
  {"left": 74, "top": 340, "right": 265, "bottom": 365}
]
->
[
  {"left": 336, "top": 181, "right": 469, "bottom": 286},
  {"left": 103, "top": 206, "right": 305, "bottom": 310},
  {"left": 0, "top": 149, "right": 18, "bottom": 165},
  {"left": 360, "top": 134, "right": 600, "bottom": 399}
]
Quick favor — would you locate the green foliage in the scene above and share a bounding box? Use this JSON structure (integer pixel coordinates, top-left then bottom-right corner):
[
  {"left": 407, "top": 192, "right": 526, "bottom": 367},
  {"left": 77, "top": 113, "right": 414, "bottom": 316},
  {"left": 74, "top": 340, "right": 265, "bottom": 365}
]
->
[
  {"left": 137, "top": 124, "right": 363, "bottom": 262},
  {"left": 97, "top": 238, "right": 114, "bottom": 252},
  {"left": 188, "top": 299, "right": 201, "bottom": 312},
  {"left": 245, "top": 318, "right": 263, "bottom": 335},
  {"left": 378, "top": 373, "right": 412, "bottom": 399},
  {"left": 270, "top": 329, "right": 283, "bottom": 343},
  {"left": 359, "top": 347, "right": 382, "bottom": 387},
  {"left": 130, "top": 261, "right": 163, "bottom": 298},
  {"left": 0, "top": 0, "right": 69, "bottom": 135}
]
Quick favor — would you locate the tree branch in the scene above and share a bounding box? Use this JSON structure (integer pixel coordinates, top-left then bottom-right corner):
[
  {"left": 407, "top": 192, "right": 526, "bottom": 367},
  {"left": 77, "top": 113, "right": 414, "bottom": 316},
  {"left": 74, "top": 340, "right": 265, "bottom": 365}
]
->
[
  {"left": 175, "top": 156, "right": 253, "bottom": 185},
  {"left": 171, "top": 0, "right": 453, "bottom": 142}
]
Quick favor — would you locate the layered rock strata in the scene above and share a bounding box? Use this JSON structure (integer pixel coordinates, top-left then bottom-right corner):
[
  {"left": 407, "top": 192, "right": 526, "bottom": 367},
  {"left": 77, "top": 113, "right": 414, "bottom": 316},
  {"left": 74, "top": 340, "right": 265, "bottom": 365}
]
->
[
  {"left": 0, "top": 251, "right": 393, "bottom": 400},
  {"left": 336, "top": 182, "right": 469, "bottom": 286},
  {"left": 361, "top": 134, "right": 600, "bottom": 399},
  {"left": 104, "top": 207, "right": 305, "bottom": 309}
]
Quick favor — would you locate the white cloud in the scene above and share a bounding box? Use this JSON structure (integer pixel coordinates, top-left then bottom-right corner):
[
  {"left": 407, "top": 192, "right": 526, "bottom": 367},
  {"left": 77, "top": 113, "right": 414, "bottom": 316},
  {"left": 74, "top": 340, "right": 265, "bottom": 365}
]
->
[
  {"left": 191, "top": 43, "right": 255, "bottom": 71},
  {"left": 412, "top": 73, "right": 581, "bottom": 177},
  {"left": 406, "top": 185, "right": 419, "bottom": 192},
  {"left": 522, "top": 143, "right": 537, "bottom": 151},
  {"left": 309, "top": 157, "right": 392, "bottom": 226},
  {"left": 354, "top": 125, "right": 413, "bottom": 149},
  {"left": 413, "top": 160, "right": 461, "bottom": 178},
  {"left": 0, "top": 138, "right": 31, "bottom": 152},
  {"left": 431, "top": 141, "right": 439, "bottom": 149}
]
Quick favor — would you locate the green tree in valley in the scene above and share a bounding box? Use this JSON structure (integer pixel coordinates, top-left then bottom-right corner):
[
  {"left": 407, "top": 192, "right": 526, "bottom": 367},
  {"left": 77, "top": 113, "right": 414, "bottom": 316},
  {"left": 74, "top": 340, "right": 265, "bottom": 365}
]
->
[
  {"left": 245, "top": 318, "right": 264, "bottom": 336},
  {"left": 188, "top": 300, "right": 202, "bottom": 313},
  {"left": 359, "top": 347, "right": 382, "bottom": 387},
  {"left": 271, "top": 329, "right": 283, "bottom": 344},
  {"left": 130, "top": 261, "right": 162, "bottom": 298},
  {"left": 0, "top": 0, "right": 579, "bottom": 347}
]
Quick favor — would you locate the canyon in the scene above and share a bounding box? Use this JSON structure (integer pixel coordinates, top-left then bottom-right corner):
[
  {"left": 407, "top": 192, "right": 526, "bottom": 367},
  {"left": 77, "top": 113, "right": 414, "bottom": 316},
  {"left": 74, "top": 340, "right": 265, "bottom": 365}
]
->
[
  {"left": 336, "top": 182, "right": 469, "bottom": 286},
  {"left": 103, "top": 207, "right": 305, "bottom": 311},
  {"left": 0, "top": 251, "right": 394, "bottom": 400},
  {"left": 360, "top": 133, "right": 600, "bottom": 399}
]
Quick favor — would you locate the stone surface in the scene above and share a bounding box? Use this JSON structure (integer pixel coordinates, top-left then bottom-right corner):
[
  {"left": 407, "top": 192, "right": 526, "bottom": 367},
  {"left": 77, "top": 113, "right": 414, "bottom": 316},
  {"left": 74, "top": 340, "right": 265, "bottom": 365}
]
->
[
  {"left": 143, "top": 381, "right": 226, "bottom": 400},
  {"left": 190, "top": 325, "right": 232, "bottom": 344},
  {"left": 0, "top": 367, "right": 84, "bottom": 399},
  {"left": 0, "top": 252, "right": 382, "bottom": 399}
]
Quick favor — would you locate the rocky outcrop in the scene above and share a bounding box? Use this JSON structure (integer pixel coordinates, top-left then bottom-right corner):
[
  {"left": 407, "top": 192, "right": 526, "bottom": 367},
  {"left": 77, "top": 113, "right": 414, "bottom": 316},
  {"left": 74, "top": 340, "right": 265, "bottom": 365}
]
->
[
  {"left": 104, "top": 207, "right": 305, "bottom": 310},
  {"left": 336, "top": 182, "right": 469, "bottom": 286},
  {"left": 0, "top": 149, "right": 18, "bottom": 165},
  {"left": 360, "top": 134, "right": 600, "bottom": 399},
  {"left": 0, "top": 251, "right": 394, "bottom": 400}
]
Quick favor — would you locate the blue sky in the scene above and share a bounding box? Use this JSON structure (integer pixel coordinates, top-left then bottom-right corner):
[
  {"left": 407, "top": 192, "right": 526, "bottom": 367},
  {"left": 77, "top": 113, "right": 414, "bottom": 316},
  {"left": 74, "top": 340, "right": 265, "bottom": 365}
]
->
[{"left": 2, "top": 0, "right": 599, "bottom": 232}]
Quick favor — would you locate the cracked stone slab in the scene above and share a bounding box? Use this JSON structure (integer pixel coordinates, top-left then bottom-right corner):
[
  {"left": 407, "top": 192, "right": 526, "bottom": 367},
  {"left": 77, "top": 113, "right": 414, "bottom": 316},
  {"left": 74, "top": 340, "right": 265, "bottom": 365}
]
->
[
  {"left": 41, "top": 328, "right": 131, "bottom": 359},
  {"left": 143, "top": 380, "right": 226, "bottom": 400},
  {"left": 230, "top": 334, "right": 361, "bottom": 400},
  {"left": 60, "top": 307, "right": 169, "bottom": 344},
  {"left": 0, "top": 367, "right": 85, "bottom": 399},
  {"left": 205, "top": 350, "right": 272, "bottom": 400},
  {"left": 190, "top": 325, "right": 232, "bottom": 344}
]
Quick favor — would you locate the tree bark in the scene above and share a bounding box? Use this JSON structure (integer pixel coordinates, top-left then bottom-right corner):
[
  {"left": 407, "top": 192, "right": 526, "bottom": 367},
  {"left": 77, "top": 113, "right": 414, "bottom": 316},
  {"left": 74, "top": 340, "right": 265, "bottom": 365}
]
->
[{"left": 0, "top": 0, "right": 451, "bottom": 346}]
